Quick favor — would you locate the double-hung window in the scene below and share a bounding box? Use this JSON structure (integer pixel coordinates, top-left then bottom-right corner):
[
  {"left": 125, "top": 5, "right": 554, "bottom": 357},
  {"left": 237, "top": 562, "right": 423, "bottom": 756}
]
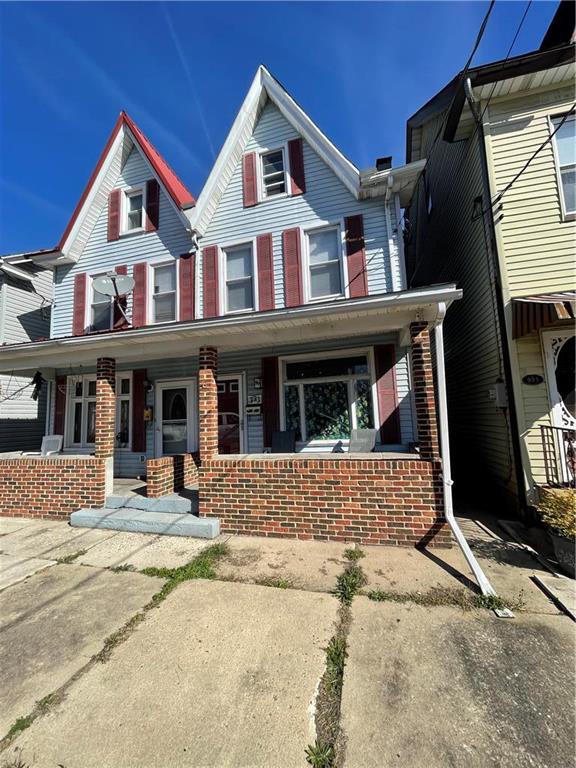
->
[
  {"left": 152, "top": 263, "right": 177, "bottom": 323},
  {"left": 282, "top": 353, "right": 375, "bottom": 445},
  {"left": 90, "top": 275, "right": 112, "bottom": 332},
  {"left": 306, "top": 226, "right": 343, "bottom": 301},
  {"left": 552, "top": 114, "right": 575, "bottom": 219},
  {"left": 261, "top": 149, "right": 286, "bottom": 198},
  {"left": 68, "top": 376, "right": 97, "bottom": 447},
  {"left": 124, "top": 187, "right": 144, "bottom": 232},
  {"left": 224, "top": 244, "right": 254, "bottom": 313}
]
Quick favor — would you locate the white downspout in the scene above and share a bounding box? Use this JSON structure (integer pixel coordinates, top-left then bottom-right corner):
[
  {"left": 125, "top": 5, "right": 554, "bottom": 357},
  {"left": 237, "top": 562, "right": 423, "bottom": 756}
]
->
[{"left": 433, "top": 302, "right": 513, "bottom": 615}]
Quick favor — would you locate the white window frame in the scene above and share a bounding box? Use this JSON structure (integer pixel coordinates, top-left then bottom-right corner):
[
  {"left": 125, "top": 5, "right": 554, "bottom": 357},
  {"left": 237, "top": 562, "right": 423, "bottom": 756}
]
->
[
  {"left": 278, "top": 347, "right": 379, "bottom": 449},
  {"left": 302, "top": 221, "right": 348, "bottom": 304},
  {"left": 86, "top": 273, "right": 114, "bottom": 332},
  {"left": 257, "top": 143, "right": 291, "bottom": 203},
  {"left": 549, "top": 113, "right": 576, "bottom": 222},
  {"left": 219, "top": 239, "right": 258, "bottom": 315},
  {"left": 121, "top": 185, "right": 147, "bottom": 235},
  {"left": 148, "top": 258, "right": 179, "bottom": 325},
  {"left": 64, "top": 373, "right": 134, "bottom": 450}
]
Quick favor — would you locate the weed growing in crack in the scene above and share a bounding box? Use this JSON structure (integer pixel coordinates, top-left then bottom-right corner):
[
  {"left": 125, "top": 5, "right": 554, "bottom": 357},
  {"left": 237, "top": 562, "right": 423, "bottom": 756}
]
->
[
  {"left": 324, "top": 636, "right": 347, "bottom": 695},
  {"left": 55, "top": 550, "right": 87, "bottom": 564},
  {"left": 367, "top": 586, "right": 524, "bottom": 612},
  {"left": 6, "top": 695, "right": 54, "bottom": 740},
  {"left": 343, "top": 548, "right": 365, "bottom": 562},
  {"left": 305, "top": 741, "right": 335, "bottom": 768},
  {"left": 334, "top": 563, "right": 366, "bottom": 605},
  {"left": 256, "top": 577, "right": 291, "bottom": 589},
  {"left": 1, "top": 747, "right": 30, "bottom": 768},
  {"left": 142, "top": 542, "right": 229, "bottom": 602},
  {"left": 110, "top": 563, "right": 136, "bottom": 573}
]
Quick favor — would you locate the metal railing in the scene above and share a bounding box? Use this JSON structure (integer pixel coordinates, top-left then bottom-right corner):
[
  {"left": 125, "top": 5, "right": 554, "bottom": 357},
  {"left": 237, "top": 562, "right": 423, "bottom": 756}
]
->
[{"left": 540, "top": 425, "right": 576, "bottom": 488}]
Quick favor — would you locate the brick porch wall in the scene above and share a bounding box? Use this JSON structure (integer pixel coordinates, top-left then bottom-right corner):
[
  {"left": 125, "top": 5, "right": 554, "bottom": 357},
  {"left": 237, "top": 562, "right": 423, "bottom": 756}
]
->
[
  {"left": 0, "top": 457, "right": 107, "bottom": 520},
  {"left": 199, "top": 456, "right": 450, "bottom": 547},
  {"left": 147, "top": 453, "right": 199, "bottom": 498}
]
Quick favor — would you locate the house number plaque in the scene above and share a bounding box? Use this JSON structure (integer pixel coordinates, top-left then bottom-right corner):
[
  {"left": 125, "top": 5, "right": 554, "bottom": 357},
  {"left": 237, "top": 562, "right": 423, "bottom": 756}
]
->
[{"left": 522, "top": 374, "right": 544, "bottom": 386}]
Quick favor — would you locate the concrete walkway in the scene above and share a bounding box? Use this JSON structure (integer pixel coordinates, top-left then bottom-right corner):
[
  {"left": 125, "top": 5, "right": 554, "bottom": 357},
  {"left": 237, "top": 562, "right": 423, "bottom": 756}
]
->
[{"left": 0, "top": 513, "right": 574, "bottom": 768}]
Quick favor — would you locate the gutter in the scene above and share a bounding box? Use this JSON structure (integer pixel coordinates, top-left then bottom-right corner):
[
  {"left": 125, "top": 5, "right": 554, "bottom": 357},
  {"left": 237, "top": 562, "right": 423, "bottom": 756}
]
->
[{"left": 432, "top": 302, "right": 513, "bottom": 618}]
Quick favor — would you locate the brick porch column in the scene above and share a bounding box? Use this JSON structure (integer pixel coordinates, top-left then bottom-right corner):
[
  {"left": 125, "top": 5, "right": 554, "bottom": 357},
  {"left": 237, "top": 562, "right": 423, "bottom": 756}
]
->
[
  {"left": 96, "top": 357, "right": 116, "bottom": 496},
  {"left": 410, "top": 322, "right": 440, "bottom": 461},
  {"left": 199, "top": 347, "right": 218, "bottom": 463}
]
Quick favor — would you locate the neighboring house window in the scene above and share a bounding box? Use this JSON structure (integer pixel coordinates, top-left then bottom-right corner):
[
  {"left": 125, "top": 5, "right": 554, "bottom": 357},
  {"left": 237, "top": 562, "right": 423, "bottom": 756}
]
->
[
  {"left": 552, "top": 114, "right": 575, "bottom": 218},
  {"left": 261, "top": 149, "right": 286, "bottom": 198},
  {"left": 306, "top": 226, "right": 343, "bottom": 301},
  {"left": 68, "top": 376, "right": 97, "bottom": 447},
  {"left": 116, "top": 375, "right": 131, "bottom": 449},
  {"left": 152, "top": 263, "right": 177, "bottom": 323},
  {"left": 66, "top": 374, "right": 132, "bottom": 448},
  {"left": 282, "top": 352, "right": 375, "bottom": 444},
  {"left": 90, "top": 275, "right": 112, "bottom": 331},
  {"left": 123, "top": 187, "right": 145, "bottom": 233},
  {"left": 224, "top": 243, "right": 254, "bottom": 312}
]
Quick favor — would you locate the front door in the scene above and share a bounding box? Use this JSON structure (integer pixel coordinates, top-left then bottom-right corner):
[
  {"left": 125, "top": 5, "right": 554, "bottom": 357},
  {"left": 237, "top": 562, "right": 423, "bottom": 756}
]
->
[
  {"left": 218, "top": 375, "right": 243, "bottom": 454},
  {"left": 155, "top": 380, "right": 196, "bottom": 456}
]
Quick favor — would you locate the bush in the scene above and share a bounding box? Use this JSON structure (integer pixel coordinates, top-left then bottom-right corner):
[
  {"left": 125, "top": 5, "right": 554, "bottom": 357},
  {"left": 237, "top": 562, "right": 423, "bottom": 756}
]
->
[{"left": 537, "top": 487, "right": 576, "bottom": 540}]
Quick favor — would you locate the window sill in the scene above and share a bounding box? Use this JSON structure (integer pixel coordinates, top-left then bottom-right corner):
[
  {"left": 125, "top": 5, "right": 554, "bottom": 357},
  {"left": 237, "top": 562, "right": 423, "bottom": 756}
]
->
[
  {"left": 257, "top": 192, "right": 290, "bottom": 205},
  {"left": 119, "top": 228, "right": 146, "bottom": 238},
  {"left": 561, "top": 212, "right": 576, "bottom": 222}
]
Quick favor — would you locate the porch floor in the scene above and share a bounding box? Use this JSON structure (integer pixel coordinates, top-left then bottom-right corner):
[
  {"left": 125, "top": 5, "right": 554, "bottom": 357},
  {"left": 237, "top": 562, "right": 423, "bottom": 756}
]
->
[{"left": 112, "top": 478, "right": 199, "bottom": 503}]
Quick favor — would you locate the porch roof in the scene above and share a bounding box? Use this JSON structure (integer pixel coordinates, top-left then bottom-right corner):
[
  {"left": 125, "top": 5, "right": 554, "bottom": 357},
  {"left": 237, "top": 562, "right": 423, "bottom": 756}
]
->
[{"left": 0, "top": 283, "right": 461, "bottom": 374}]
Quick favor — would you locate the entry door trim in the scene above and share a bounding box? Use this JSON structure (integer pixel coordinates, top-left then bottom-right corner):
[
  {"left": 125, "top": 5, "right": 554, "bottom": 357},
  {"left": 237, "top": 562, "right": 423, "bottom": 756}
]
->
[
  {"left": 155, "top": 379, "right": 197, "bottom": 457},
  {"left": 218, "top": 373, "right": 246, "bottom": 453}
]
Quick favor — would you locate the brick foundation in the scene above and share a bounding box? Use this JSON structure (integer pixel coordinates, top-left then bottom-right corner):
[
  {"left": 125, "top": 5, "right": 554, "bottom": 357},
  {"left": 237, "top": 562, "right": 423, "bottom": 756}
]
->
[
  {"left": 199, "top": 455, "right": 450, "bottom": 547},
  {"left": 147, "top": 453, "right": 199, "bottom": 498},
  {"left": 0, "top": 457, "right": 107, "bottom": 520}
]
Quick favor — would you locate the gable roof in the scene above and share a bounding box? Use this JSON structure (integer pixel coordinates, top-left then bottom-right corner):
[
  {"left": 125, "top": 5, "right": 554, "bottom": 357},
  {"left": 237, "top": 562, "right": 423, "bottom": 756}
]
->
[
  {"left": 47, "top": 112, "right": 194, "bottom": 264},
  {"left": 188, "top": 66, "right": 361, "bottom": 236}
]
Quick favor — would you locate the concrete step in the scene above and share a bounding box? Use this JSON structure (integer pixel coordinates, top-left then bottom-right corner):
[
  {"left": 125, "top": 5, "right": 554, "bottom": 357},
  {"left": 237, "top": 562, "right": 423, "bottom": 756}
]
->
[
  {"left": 105, "top": 495, "right": 195, "bottom": 515},
  {"left": 70, "top": 508, "right": 219, "bottom": 539}
]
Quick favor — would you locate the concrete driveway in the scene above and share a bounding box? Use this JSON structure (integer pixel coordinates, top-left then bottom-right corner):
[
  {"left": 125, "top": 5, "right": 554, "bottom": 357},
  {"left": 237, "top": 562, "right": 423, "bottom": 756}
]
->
[{"left": 0, "top": 513, "right": 574, "bottom": 768}]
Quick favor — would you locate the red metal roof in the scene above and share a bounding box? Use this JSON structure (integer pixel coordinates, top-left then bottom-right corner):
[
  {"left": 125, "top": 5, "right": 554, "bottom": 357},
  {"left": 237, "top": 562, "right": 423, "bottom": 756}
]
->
[{"left": 58, "top": 112, "right": 195, "bottom": 250}]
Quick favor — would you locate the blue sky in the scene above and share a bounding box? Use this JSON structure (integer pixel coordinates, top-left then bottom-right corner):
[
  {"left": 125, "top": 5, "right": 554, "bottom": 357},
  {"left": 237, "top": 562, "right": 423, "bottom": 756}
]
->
[{"left": 0, "top": 1, "right": 559, "bottom": 253}]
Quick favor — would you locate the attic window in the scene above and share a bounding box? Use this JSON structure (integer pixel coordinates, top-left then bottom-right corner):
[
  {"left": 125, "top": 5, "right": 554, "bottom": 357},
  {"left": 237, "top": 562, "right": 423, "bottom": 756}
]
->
[
  {"left": 123, "top": 187, "right": 145, "bottom": 232},
  {"left": 261, "top": 149, "right": 286, "bottom": 198}
]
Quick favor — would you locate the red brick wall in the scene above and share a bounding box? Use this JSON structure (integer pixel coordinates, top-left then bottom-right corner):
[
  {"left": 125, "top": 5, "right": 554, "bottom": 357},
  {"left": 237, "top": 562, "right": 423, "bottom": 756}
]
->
[
  {"left": 199, "top": 456, "right": 450, "bottom": 547},
  {"left": 0, "top": 457, "right": 107, "bottom": 520},
  {"left": 198, "top": 347, "right": 218, "bottom": 463},
  {"left": 147, "top": 453, "right": 199, "bottom": 498}
]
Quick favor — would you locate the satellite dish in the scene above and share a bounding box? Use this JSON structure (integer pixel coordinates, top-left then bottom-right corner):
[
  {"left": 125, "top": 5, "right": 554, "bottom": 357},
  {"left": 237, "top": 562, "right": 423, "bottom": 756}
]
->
[{"left": 93, "top": 273, "right": 135, "bottom": 298}]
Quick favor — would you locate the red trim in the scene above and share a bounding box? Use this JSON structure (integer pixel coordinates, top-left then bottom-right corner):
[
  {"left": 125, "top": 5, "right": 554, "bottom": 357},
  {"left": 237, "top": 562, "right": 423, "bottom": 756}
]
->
[
  {"left": 58, "top": 112, "right": 194, "bottom": 250},
  {"left": 132, "top": 369, "right": 147, "bottom": 452},
  {"left": 145, "top": 179, "right": 160, "bottom": 232},
  {"left": 282, "top": 228, "right": 303, "bottom": 308},
  {"left": 242, "top": 153, "right": 258, "bottom": 208},
  {"left": 132, "top": 263, "right": 148, "bottom": 328},
  {"left": 107, "top": 189, "right": 121, "bottom": 242},
  {"left": 54, "top": 376, "right": 67, "bottom": 435},
  {"left": 261, "top": 357, "right": 280, "bottom": 448},
  {"left": 179, "top": 253, "right": 195, "bottom": 322},
  {"left": 374, "top": 344, "right": 401, "bottom": 444},
  {"left": 202, "top": 246, "right": 219, "bottom": 318},
  {"left": 344, "top": 215, "right": 368, "bottom": 298},
  {"left": 256, "top": 233, "right": 275, "bottom": 312},
  {"left": 72, "top": 273, "right": 87, "bottom": 336},
  {"left": 288, "top": 138, "right": 306, "bottom": 195}
]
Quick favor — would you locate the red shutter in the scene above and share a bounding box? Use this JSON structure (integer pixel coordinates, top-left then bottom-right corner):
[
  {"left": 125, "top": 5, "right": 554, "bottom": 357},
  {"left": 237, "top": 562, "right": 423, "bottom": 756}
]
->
[
  {"left": 242, "top": 152, "right": 258, "bottom": 208},
  {"left": 107, "top": 189, "right": 121, "bottom": 241},
  {"left": 179, "top": 253, "right": 195, "bottom": 322},
  {"left": 132, "top": 263, "right": 148, "bottom": 328},
  {"left": 202, "top": 246, "right": 219, "bottom": 318},
  {"left": 54, "top": 376, "right": 67, "bottom": 435},
  {"left": 145, "top": 179, "right": 160, "bottom": 232},
  {"left": 132, "top": 369, "right": 147, "bottom": 452},
  {"left": 256, "top": 233, "right": 275, "bottom": 312},
  {"left": 282, "top": 228, "right": 303, "bottom": 308},
  {"left": 345, "top": 215, "right": 368, "bottom": 298},
  {"left": 113, "top": 265, "right": 128, "bottom": 329},
  {"left": 72, "top": 273, "right": 87, "bottom": 336},
  {"left": 288, "top": 138, "right": 306, "bottom": 196},
  {"left": 374, "top": 344, "right": 401, "bottom": 444},
  {"left": 262, "top": 357, "right": 280, "bottom": 448}
]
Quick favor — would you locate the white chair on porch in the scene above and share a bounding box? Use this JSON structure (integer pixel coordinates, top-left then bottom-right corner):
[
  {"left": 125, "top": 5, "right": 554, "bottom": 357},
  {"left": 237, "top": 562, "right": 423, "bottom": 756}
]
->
[{"left": 24, "top": 435, "right": 63, "bottom": 457}]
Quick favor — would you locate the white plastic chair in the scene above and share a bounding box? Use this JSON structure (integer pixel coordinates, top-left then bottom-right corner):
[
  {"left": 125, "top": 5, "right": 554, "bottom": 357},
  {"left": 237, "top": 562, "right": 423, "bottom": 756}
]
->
[{"left": 24, "top": 435, "right": 63, "bottom": 457}]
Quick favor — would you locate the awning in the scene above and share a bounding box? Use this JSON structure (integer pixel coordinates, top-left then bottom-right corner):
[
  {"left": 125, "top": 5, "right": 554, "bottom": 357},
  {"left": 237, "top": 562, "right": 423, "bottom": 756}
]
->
[{"left": 512, "top": 292, "right": 576, "bottom": 339}]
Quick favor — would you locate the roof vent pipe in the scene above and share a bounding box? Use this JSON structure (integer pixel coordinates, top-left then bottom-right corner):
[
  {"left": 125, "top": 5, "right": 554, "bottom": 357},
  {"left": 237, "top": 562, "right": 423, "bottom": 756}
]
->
[{"left": 376, "top": 156, "right": 392, "bottom": 171}]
